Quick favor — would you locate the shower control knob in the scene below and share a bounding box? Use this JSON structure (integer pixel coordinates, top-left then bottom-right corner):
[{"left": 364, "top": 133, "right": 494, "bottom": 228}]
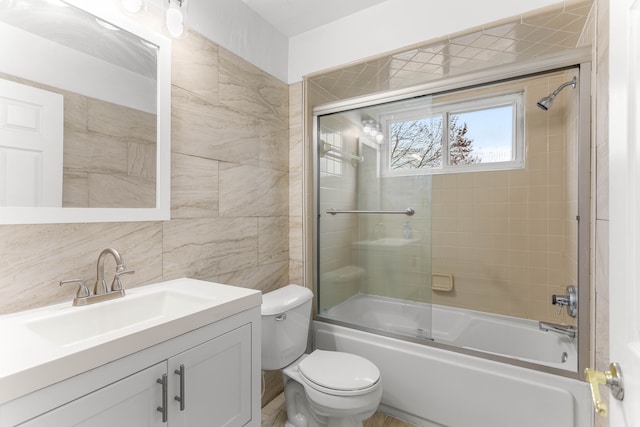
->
[{"left": 551, "top": 285, "right": 577, "bottom": 318}]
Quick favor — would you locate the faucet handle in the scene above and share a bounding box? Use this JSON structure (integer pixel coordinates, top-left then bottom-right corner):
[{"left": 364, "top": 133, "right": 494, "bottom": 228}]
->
[
  {"left": 60, "top": 279, "right": 91, "bottom": 298},
  {"left": 111, "top": 269, "right": 135, "bottom": 291},
  {"left": 552, "top": 294, "right": 567, "bottom": 315},
  {"left": 551, "top": 285, "right": 577, "bottom": 318}
]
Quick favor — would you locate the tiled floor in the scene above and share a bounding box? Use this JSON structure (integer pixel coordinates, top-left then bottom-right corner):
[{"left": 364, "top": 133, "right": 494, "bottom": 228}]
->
[{"left": 261, "top": 393, "right": 418, "bottom": 427}]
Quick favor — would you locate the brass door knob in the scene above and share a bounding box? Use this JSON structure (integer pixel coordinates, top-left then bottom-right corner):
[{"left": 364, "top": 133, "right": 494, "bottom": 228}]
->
[{"left": 584, "top": 362, "right": 624, "bottom": 416}]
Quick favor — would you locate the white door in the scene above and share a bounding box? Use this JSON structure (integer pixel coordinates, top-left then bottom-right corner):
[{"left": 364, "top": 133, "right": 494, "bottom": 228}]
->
[
  {"left": 0, "top": 78, "right": 63, "bottom": 207},
  {"left": 608, "top": 0, "right": 640, "bottom": 425}
]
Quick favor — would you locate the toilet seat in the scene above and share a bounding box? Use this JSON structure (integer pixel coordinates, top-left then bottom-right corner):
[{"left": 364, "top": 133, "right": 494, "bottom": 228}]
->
[{"left": 297, "top": 350, "right": 380, "bottom": 397}]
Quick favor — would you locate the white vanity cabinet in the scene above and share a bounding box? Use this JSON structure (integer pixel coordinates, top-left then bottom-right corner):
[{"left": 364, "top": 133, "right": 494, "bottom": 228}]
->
[
  {"left": 20, "top": 362, "right": 167, "bottom": 427},
  {"left": 168, "top": 323, "right": 252, "bottom": 426},
  {"left": 1, "top": 306, "right": 260, "bottom": 427}
]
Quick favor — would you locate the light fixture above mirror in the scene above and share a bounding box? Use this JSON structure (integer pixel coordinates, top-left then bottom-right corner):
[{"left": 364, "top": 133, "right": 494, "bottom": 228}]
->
[{"left": 164, "top": 0, "right": 187, "bottom": 38}]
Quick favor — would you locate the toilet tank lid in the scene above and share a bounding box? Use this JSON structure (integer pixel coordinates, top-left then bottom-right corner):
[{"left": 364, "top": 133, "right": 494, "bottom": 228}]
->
[{"left": 261, "top": 284, "right": 313, "bottom": 315}]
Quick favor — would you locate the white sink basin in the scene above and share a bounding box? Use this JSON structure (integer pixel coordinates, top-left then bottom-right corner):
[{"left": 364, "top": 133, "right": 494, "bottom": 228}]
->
[
  {"left": 25, "top": 287, "right": 213, "bottom": 347},
  {"left": 0, "top": 278, "right": 261, "bottom": 405}
]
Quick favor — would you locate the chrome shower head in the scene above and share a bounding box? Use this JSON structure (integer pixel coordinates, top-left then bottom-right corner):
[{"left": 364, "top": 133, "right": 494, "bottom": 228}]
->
[
  {"left": 536, "top": 96, "right": 554, "bottom": 111},
  {"left": 536, "top": 76, "right": 577, "bottom": 111}
]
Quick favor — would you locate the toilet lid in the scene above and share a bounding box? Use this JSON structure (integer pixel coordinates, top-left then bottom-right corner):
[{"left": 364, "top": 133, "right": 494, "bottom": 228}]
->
[{"left": 298, "top": 350, "right": 380, "bottom": 392}]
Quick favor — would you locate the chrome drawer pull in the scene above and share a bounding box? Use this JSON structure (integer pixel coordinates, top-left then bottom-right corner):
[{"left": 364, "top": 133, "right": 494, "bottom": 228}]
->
[{"left": 174, "top": 364, "right": 185, "bottom": 411}]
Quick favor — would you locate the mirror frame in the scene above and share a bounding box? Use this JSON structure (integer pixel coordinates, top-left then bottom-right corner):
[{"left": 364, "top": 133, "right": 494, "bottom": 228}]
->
[{"left": 0, "top": 0, "right": 171, "bottom": 224}]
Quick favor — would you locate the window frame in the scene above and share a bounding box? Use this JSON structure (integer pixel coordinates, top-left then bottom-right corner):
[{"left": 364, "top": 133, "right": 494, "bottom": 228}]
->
[{"left": 380, "top": 91, "right": 525, "bottom": 176}]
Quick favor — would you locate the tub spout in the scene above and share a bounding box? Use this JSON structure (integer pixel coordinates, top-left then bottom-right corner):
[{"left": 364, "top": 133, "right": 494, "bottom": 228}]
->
[{"left": 538, "top": 321, "right": 576, "bottom": 338}]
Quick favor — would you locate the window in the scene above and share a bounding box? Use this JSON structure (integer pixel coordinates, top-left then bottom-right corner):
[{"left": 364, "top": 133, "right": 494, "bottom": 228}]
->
[
  {"left": 389, "top": 114, "right": 443, "bottom": 169},
  {"left": 383, "top": 92, "right": 524, "bottom": 175}
]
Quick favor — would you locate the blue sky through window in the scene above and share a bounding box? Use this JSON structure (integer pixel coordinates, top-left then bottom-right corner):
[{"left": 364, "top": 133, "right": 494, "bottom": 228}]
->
[{"left": 454, "top": 105, "right": 513, "bottom": 162}]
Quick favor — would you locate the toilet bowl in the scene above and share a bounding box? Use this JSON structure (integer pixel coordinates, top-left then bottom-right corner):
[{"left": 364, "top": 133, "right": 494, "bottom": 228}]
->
[{"left": 261, "top": 285, "right": 382, "bottom": 427}]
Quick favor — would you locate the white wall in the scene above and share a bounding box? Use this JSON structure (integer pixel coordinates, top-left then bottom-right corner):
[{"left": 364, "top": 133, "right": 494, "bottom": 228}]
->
[
  {"left": 187, "top": 0, "right": 289, "bottom": 83},
  {"left": 287, "top": 0, "right": 565, "bottom": 83}
]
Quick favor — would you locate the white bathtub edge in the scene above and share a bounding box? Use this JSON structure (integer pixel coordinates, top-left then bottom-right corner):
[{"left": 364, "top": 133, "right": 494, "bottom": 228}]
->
[{"left": 313, "top": 320, "right": 593, "bottom": 427}]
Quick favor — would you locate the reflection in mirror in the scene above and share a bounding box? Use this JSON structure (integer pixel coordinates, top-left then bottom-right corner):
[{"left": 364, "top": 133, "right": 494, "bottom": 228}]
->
[{"left": 0, "top": 0, "right": 170, "bottom": 222}]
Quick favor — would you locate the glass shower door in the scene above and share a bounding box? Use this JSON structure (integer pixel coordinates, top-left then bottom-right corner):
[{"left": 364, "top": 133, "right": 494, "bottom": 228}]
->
[{"left": 316, "top": 112, "right": 433, "bottom": 341}]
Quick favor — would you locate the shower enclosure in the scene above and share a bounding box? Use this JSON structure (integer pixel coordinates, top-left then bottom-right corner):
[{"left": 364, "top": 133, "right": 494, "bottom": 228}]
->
[{"left": 314, "top": 66, "right": 590, "bottom": 376}]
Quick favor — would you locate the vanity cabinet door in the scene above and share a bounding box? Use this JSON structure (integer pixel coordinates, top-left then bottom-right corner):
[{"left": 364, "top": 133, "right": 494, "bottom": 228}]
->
[
  {"left": 20, "top": 362, "right": 167, "bottom": 427},
  {"left": 168, "top": 323, "right": 252, "bottom": 427}
]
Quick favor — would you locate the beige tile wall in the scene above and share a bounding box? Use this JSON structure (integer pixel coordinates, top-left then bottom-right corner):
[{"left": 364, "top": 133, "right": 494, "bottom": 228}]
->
[
  {"left": 0, "top": 27, "right": 290, "bottom": 407},
  {"left": 430, "top": 70, "right": 579, "bottom": 325}
]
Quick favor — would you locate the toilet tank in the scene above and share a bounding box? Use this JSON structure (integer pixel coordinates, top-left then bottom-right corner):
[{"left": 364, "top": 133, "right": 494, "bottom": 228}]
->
[{"left": 261, "top": 284, "right": 313, "bottom": 370}]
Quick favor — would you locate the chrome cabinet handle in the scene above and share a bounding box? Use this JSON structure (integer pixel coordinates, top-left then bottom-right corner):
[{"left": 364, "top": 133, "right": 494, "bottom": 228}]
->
[
  {"left": 157, "top": 374, "right": 168, "bottom": 422},
  {"left": 174, "top": 364, "right": 185, "bottom": 411}
]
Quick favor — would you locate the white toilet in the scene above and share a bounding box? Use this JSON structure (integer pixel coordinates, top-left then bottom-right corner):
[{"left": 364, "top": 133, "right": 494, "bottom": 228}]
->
[{"left": 261, "top": 284, "right": 382, "bottom": 427}]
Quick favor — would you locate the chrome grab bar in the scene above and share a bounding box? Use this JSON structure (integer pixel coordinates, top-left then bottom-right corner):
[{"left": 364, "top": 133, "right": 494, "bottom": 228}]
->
[{"left": 326, "top": 208, "right": 415, "bottom": 216}]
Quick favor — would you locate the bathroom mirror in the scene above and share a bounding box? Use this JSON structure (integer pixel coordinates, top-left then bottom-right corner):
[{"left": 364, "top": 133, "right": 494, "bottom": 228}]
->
[{"left": 0, "top": 0, "right": 171, "bottom": 223}]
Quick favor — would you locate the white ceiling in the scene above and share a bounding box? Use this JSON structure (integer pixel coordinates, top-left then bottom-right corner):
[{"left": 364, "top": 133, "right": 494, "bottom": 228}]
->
[{"left": 240, "top": 0, "right": 389, "bottom": 36}]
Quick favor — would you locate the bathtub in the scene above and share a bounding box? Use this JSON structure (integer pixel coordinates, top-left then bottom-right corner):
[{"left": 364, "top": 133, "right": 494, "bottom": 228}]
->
[
  {"left": 314, "top": 294, "right": 591, "bottom": 427},
  {"left": 321, "top": 293, "right": 577, "bottom": 371}
]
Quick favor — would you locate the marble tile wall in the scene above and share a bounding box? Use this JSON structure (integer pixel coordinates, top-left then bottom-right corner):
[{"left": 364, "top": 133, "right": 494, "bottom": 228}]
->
[
  {"left": 66, "top": 97, "right": 157, "bottom": 208},
  {"left": 0, "top": 27, "right": 290, "bottom": 406}
]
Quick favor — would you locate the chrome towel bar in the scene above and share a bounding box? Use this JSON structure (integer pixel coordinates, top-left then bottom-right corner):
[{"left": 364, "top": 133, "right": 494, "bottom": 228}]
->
[{"left": 326, "top": 208, "right": 415, "bottom": 216}]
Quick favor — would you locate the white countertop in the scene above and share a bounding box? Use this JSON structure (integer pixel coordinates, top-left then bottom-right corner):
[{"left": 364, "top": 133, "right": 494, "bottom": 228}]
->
[{"left": 0, "top": 278, "right": 261, "bottom": 405}]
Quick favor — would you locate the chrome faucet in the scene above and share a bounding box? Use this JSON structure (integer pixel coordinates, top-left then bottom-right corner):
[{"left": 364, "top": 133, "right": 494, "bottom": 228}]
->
[
  {"left": 94, "top": 248, "right": 133, "bottom": 295},
  {"left": 60, "top": 248, "right": 134, "bottom": 306}
]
